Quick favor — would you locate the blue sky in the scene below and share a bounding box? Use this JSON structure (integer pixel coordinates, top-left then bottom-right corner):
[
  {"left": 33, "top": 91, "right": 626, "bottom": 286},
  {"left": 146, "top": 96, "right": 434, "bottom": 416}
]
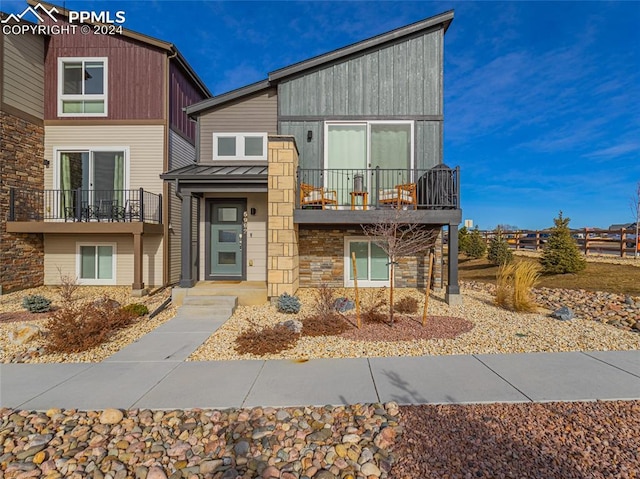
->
[{"left": 2, "top": 0, "right": 639, "bottom": 230}]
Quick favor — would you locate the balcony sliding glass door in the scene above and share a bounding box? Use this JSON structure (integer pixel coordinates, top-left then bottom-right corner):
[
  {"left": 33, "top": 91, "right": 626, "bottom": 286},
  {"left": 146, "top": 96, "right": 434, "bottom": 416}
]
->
[{"left": 325, "top": 122, "right": 413, "bottom": 205}]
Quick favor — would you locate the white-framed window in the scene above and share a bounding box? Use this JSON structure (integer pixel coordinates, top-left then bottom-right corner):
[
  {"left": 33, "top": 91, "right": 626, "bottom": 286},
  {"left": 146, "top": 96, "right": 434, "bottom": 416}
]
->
[
  {"left": 58, "top": 57, "right": 108, "bottom": 116},
  {"left": 76, "top": 243, "right": 116, "bottom": 285},
  {"left": 344, "top": 237, "right": 390, "bottom": 287},
  {"left": 212, "top": 133, "right": 267, "bottom": 161}
]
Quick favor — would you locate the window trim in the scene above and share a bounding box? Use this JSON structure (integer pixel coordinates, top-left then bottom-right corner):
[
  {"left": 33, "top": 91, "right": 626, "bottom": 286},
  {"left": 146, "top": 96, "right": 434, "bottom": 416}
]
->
[
  {"left": 343, "top": 236, "right": 390, "bottom": 287},
  {"left": 76, "top": 242, "right": 117, "bottom": 285},
  {"left": 212, "top": 133, "right": 268, "bottom": 161},
  {"left": 53, "top": 147, "right": 130, "bottom": 191},
  {"left": 323, "top": 120, "right": 415, "bottom": 170},
  {"left": 58, "top": 57, "right": 109, "bottom": 117}
]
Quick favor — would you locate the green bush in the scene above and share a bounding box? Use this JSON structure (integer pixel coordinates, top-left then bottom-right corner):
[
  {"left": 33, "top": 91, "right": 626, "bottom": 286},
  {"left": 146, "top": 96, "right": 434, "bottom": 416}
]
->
[
  {"left": 121, "top": 303, "right": 149, "bottom": 317},
  {"left": 277, "top": 292, "right": 301, "bottom": 314},
  {"left": 458, "top": 226, "right": 470, "bottom": 254},
  {"left": 540, "top": 212, "right": 586, "bottom": 274},
  {"left": 487, "top": 229, "right": 513, "bottom": 265},
  {"left": 22, "top": 294, "right": 52, "bottom": 313},
  {"left": 466, "top": 227, "right": 487, "bottom": 259}
]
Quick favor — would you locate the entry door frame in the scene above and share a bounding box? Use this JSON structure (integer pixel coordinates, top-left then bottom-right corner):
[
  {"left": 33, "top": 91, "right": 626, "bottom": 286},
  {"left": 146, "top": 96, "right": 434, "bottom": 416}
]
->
[{"left": 204, "top": 198, "right": 247, "bottom": 281}]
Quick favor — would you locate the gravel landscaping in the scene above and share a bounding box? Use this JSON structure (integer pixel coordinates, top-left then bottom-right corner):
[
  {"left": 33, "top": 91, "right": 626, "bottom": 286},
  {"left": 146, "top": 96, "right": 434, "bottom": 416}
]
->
[
  {"left": 189, "top": 286, "right": 640, "bottom": 362},
  {"left": 0, "top": 287, "right": 175, "bottom": 363}
]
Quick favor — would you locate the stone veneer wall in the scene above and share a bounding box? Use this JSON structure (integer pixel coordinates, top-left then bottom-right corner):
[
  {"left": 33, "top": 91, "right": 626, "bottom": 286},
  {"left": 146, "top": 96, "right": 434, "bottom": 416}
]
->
[
  {"left": 267, "top": 137, "right": 299, "bottom": 298},
  {"left": 0, "top": 111, "right": 45, "bottom": 293},
  {"left": 299, "top": 226, "right": 444, "bottom": 289}
]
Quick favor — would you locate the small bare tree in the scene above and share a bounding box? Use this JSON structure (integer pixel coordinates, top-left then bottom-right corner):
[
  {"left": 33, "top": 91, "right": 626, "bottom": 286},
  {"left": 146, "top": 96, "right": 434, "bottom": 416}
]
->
[
  {"left": 631, "top": 182, "right": 640, "bottom": 258},
  {"left": 361, "top": 211, "right": 439, "bottom": 325}
]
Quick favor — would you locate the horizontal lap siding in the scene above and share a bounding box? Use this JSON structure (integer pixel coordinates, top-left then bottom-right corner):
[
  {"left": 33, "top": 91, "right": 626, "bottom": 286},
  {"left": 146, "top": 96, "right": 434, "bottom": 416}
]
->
[
  {"left": 198, "top": 89, "right": 277, "bottom": 162},
  {"left": 43, "top": 125, "right": 165, "bottom": 194},
  {"left": 44, "top": 233, "right": 163, "bottom": 286},
  {"left": 2, "top": 33, "right": 44, "bottom": 119},
  {"left": 168, "top": 130, "right": 195, "bottom": 284}
]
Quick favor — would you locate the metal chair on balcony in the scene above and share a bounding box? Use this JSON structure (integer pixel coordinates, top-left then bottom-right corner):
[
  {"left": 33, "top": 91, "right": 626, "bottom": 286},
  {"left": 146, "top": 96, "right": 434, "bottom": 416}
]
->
[
  {"left": 378, "top": 183, "right": 418, "bottom": 209},
  {"left": 300, "top": 183, "right": 338, "bottom": 210}
]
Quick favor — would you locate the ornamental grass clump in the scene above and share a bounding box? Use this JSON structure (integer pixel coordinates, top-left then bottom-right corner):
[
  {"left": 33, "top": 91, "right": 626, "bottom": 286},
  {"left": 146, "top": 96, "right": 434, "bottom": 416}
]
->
[{"left": 495, "top": 261, "right": 540, "bottom": 312}]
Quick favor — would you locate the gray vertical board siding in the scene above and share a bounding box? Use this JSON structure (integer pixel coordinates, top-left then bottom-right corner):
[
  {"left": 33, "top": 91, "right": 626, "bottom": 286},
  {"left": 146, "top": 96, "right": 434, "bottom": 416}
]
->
[
  {"left": 278, "top": 29, "right": 443, "bottom": 117},
  {"left": 169, "top": 130, "right": 196, "bottom": 169},
  {"left": 280, "top": 121, "right": 322, "bottom": 170},
  {"left": 198, "top": 89, "right": 277, "bottom": 162},
  {"left": 415, "top": 121, "right": 441, "bottom": 170},
  {"left": 362, "top": 54, "right": 379, "bottom": 115},
  {"left": 2, "top": 33, "right": 44, "bottom": 119}
]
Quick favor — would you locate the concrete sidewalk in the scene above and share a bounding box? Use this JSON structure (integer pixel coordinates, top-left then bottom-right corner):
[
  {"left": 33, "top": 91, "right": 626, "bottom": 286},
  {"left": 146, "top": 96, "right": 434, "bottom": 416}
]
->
[
  {"left": 2, "top": 350, "right": 639, "bottom": 411},
  {"left": 2, "top": 299, "right": 639, "bottom": 411}
]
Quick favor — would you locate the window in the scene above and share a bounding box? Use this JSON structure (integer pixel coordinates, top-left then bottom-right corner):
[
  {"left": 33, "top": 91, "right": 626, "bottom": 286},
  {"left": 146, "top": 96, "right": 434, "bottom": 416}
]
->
[
  {"left": 212, "top": 133, "right": 267, "bottom": 161},
  {"left": 76, "top": 243, "right": 116, "bottom": 284},
  {"left": 344, "top": 237, "right": 390, "bottom": 287},
  {"left": 58, "top": 57, "right": 108, "bottom": 116}
]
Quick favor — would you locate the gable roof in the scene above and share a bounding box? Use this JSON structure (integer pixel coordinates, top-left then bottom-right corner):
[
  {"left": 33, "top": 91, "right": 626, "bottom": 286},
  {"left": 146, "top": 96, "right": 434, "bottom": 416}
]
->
[
  {"left": 186, "top": 9, "right": 454, "bottom": 117},
  {"left": 26, "top": 0, "right": 212, "bottom": 98}
]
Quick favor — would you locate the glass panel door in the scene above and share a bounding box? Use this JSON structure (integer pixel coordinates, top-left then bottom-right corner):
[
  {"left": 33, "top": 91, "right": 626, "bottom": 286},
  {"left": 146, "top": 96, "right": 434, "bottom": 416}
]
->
[
  {"left": 207, "top": 201, "right": 245, "bottom": 280},
  {"left": 370, "top": 123, "right": 412, "bottom": 186},
  {"left": 327, "top": 124, "right": 367, "bottom": 204}
]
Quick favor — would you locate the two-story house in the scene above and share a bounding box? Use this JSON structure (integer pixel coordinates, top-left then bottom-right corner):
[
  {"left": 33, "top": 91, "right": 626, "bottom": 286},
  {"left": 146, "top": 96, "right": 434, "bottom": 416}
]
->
[
  {"left": 163, "top": 10, "right": 462, "bottom": 305},
  {"left": 0, "top": 14, "right": 46, "bottom": 294},
  {"left": 5, "top": 0, "right": 211, "bottom": 295}
]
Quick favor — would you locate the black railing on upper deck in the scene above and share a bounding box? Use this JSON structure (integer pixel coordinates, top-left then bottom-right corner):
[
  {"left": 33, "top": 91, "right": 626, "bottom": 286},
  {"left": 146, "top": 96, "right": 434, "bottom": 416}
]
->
[
  {"left": 8, "top": 188, "right": 162, "bottom": 223},
  {"left": 296, "top": 166, "right": 459, "bottom": 210}
]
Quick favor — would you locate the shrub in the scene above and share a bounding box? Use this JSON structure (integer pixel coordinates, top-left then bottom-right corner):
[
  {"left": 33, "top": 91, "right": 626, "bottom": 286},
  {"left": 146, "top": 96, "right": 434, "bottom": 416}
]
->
[
  {"left": 465, "top": 227, "right": 487, "bottom": 259},
  {"left": 56, "top": 268, "right": 79, "bottom": 305},
  {"left": 22, "top": 295, "right": 52, "bottom": 313},
  {"left": 313, "top": 284, "right": 337, "bottom": 318},
  {"left": 458, "top": 226, "right": 470, "bottom": 255},
  {"left": 540, "top": 211, "right": 586, "bottom": 274},
  {"left": 234, "top": 324, "right": 298, "bottom": 355},
  {"left": 395, "top": 296, "right": 419, "bottom": 314},
  {"left": 122, "top": 303, "right": 149, "bottom": 317},
  {"left": 495, "top": 261, "right": 540, "bottom": 312},
  {"left": 45, "top": 296, "right": 136, "bottom": 353},
  {"left": 302, "top": 315, "right": 351, "bottom": 337},
  {"left": 361, "top": 288, "right": 388, "bottom": 323},
  {"left": 487, "top": 229, "right": 513, "bottom": 266},
  {"left": 277, "top": 293, "right": 301, "bottom": 314}
]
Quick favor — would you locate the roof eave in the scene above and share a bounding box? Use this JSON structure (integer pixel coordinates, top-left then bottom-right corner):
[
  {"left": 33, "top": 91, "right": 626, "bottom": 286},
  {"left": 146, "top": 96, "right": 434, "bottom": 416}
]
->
[
  {"left": 269, "top": 9, "right": 454, "bottom": 82},
  {"left": 185, "top": 79, "right": 271, "bottom": 117}
]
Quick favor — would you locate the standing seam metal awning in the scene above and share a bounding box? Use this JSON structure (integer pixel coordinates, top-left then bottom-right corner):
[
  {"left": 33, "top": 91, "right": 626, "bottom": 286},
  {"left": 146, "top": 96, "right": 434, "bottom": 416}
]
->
[{"left": 160, "top": 164, "right": 268, "bottom": 192}]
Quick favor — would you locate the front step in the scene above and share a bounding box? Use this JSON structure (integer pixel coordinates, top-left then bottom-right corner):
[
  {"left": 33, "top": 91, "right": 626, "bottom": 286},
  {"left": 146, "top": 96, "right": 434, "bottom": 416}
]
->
[
  {"left": 172, "top": 283, "right": 267, "bottom": 307},
  {"left": 182, "top": 295, "right": 238, "bottom": 308}
]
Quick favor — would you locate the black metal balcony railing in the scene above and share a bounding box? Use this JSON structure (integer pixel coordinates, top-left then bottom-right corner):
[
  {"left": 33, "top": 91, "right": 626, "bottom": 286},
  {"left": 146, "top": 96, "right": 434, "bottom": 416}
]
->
[
  {"left": 8, "top": 188, "right": 162, "bottom": 223},
  {"left": 297, "top": 166, "right": 459, "bottom": 210}
]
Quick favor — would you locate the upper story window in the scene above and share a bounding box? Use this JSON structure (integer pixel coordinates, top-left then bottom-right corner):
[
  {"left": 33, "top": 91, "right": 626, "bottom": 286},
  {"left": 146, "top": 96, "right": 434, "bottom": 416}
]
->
[
  {"left": 58, "top": 57, "right": 108, "bottom": 116},
  {"left": 213, "top": 133, "right": 267, "bottom": 161}
]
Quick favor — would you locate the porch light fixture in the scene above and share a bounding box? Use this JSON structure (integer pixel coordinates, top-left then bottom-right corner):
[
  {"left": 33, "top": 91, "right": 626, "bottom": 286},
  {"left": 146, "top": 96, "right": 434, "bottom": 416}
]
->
[
  {"left": 250, "top": 207, "right": 257, "bottom": 216},
  {"left": 307, "top": 130, "right": 313, "bottom": 142},
  {"left": 43, "top": 159, "right": 50, "bottom": 167}
]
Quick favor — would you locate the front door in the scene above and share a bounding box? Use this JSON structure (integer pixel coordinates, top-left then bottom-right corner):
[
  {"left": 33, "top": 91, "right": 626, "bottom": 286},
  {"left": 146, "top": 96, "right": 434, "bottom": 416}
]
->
[{"left": 206, "top": 200, "right": 246, "bottom": 280}]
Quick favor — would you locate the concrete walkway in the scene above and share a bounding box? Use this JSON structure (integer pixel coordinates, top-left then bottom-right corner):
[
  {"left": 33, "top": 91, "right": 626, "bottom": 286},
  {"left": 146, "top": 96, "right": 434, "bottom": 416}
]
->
[{"left": 1, "top": 300, "right": 640, "bottom": 411}]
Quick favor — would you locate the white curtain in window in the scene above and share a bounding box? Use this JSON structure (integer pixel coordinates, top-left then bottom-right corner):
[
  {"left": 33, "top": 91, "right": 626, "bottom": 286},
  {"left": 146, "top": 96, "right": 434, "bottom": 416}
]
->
[{"left": 370, "top": 124, "right": 411, "bottom": 170}]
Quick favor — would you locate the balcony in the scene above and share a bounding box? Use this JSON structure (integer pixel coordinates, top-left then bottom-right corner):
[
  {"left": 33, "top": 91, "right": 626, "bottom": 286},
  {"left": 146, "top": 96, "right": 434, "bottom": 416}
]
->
[
  {"left": 6, "top": 188, "right": 163, "bottom": 235},
  {"left": 294, "top": 166, "right": 461, "bottom": 225}
]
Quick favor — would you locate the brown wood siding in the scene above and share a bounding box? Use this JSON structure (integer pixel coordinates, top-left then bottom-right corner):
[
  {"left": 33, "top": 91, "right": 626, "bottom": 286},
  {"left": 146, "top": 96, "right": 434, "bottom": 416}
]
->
[
  {"left": 43, "top": 17, "right": 165, "bottom": 121},
  {"left": 198, "top": 88, "right": 277, "bottom": 162},
  {"left": 169, "top": 62, "right": 205, "bottom": 142}
]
